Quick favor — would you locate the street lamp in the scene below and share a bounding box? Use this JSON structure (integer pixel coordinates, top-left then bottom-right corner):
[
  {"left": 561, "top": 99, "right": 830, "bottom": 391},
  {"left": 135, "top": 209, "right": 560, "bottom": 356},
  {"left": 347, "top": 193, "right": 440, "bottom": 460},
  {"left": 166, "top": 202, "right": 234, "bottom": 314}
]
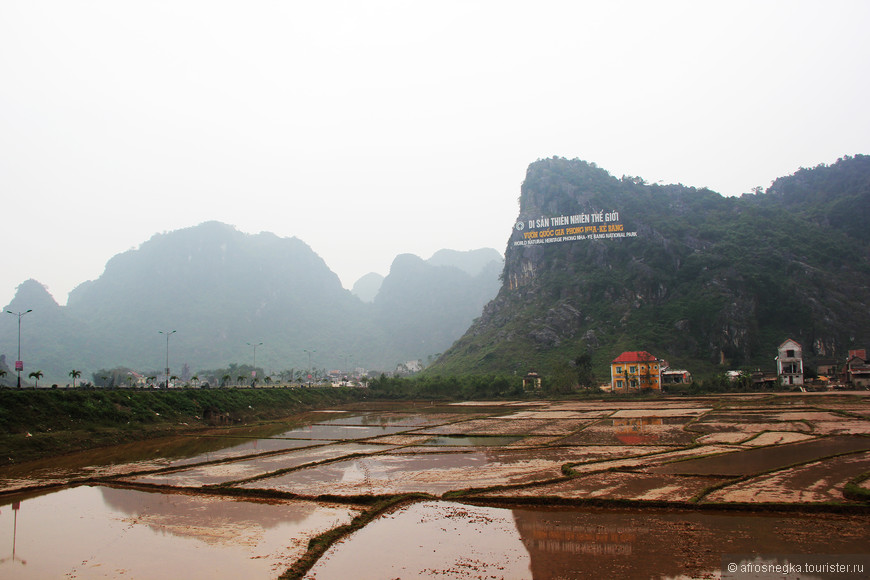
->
[
  {"left": 5, "top": 309, "right": 32, "bottom": 388},
  {"left": 247, "top": 341, "right": 263, "bottom": 382},
  {"left": 304, "top": 349, "right": 315, "bottom": 387},
  {"left": 158, "top": 330, "right": 176, "bottom": 388},
  {"left": 344, "top": 354, "right": 353, "bottom": 384}
]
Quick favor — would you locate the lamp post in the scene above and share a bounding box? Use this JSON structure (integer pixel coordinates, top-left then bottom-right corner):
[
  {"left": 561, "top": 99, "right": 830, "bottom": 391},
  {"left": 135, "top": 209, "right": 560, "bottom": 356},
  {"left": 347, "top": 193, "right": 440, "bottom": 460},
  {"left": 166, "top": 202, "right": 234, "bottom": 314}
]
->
[
  {"left": 304, "top": 349, "right": 315, "bottom": 387},
  {"left": 247, "top": 341, "right": 263, "bottom": 383},
  {"left": 5, "top": 309, "right": 32, "bottom": 388},
  {"left": 344, "top": 354, "right": 352, "bottom": 384},
  {"left": 158, "top": 330, "right": 176, "bottom": 388}
]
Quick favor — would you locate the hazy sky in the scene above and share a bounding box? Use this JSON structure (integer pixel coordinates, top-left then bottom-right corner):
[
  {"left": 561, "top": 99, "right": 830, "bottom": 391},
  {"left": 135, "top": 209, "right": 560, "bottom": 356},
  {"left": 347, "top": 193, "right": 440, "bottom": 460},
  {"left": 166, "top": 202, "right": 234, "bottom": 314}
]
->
[{"left": 2, "top": 1, "right": 868, "bottom": 307}]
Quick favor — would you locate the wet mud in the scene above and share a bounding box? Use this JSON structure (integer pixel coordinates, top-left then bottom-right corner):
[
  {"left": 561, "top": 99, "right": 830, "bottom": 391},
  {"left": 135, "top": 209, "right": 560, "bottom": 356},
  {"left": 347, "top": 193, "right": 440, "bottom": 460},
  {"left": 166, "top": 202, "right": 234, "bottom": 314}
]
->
[{"left": 1, "top": 394, "right": 869, "bottom": 578}]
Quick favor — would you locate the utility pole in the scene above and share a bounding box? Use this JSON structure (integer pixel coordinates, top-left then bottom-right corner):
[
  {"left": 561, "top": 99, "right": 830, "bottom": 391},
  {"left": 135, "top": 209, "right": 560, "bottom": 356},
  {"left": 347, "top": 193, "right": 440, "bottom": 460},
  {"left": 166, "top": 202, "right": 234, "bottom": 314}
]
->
[
  {"left": 304, "top": 349, "right": 315, "bottom": 387},
  {"left": 159, "top": 330, "right": 176, "bottom": 387},
  {"left": 247, "top": 341, "right": 263, "bottom": 384},
  {"left": 5, "top": 309, "right": 32, "bottom": 388}
]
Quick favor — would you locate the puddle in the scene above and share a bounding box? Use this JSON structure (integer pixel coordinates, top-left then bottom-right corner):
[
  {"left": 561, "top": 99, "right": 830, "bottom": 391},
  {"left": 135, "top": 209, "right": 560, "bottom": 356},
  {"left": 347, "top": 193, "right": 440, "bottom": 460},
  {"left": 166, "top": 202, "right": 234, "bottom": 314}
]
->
[
  {"left": 0, "top": 424, "right": 332, "bottom": 492},
  {"left": 126, "top": 442, "right": 396, "bottom": 487},
  {"left": 269, "top": 424, "right": 412, "bottom": 440},
  {"left": 314, "top": 412, "right": 460, "bottom": 427},
  {"left": 0, "top": 485, "right": 358, "bottom": 580},
  {"left": 307, "top": 501, "right": 870, "bottom": 579},
  {"left": 240, "top": 446, "right": 672, "bottom": 496},
  {"left": 424, "top": 418, "right": 592, "bottom": 437},
  {"left": 306, "top": 501, "right": 533, "bottom": 579}
]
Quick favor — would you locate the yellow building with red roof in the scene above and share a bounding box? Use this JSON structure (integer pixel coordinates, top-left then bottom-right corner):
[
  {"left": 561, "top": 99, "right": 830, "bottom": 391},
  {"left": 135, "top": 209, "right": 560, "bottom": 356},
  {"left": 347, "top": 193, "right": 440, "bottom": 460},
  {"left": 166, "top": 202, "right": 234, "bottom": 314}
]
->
[{"left": 610, "top": 351, "right": 662, "bottom": 392}]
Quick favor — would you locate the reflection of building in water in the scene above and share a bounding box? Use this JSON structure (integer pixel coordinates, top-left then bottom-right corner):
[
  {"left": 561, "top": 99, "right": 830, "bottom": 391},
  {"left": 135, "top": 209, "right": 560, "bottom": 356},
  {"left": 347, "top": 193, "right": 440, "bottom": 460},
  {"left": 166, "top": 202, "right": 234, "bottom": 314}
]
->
[
  {"left": 612, "top": 417, "right": 663, "bottom": 444},
  {"left": 513, "top": 509, "right": 644, "bottom": 561}
]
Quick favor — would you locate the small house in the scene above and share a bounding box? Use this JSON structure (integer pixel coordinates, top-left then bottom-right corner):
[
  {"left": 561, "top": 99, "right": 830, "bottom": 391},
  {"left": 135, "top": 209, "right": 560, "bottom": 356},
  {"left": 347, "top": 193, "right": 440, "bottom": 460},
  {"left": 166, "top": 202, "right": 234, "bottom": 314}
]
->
[{"left": 523, "top": 372, "right": 542, "bottom": 390}]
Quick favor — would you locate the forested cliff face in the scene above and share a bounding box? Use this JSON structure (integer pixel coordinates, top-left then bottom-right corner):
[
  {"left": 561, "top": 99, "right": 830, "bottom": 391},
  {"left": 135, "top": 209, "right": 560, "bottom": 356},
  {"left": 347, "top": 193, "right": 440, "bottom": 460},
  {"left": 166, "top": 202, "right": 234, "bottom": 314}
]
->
[{"left": 433, "top": 155, "right": 870, "bottom": 378}]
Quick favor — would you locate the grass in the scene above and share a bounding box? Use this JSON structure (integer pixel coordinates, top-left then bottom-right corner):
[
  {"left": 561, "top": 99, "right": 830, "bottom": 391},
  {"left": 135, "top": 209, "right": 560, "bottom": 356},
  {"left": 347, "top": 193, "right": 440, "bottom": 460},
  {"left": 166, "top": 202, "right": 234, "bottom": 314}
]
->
[{"left": 0, "top": 387, "right": 368, "bottom": 464}]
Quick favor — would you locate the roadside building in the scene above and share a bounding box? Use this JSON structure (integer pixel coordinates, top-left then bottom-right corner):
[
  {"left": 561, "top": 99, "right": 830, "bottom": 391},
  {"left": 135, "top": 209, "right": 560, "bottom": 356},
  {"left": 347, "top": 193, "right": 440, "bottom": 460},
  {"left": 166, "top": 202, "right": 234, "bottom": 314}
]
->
[
  {"left": 815, "top": 358, "right": 838, "bottom": 377},
  {"left": 775, "top": 339, "right": 804, "bottom": 386},
  {"left": 845, "top": 350, "right": 870, "bottom": 388},
  {"left": 662, "top": 368, "right": 692, "bottom": 386},
  {"left": 523, "top": 372, "right": 542, "bottom": 390},
  {"left": 751, "top": 370, "right": 779, "bottom": 389},
  {"left": 610, "top": 351, "right": 662, "bottom": 393}
]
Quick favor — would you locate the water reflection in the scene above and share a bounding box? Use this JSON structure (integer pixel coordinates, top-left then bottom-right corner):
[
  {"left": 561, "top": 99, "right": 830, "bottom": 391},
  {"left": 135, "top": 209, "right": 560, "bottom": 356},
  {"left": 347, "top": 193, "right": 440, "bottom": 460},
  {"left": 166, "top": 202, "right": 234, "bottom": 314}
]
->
[
  {"left": 308, "top": 501, "right": 870, "bottom": 579},
  {"left": 0, "top": 424, "right": 323, "bottom": 493},
  {"left": 306, "top": 501, "right": 533, "bottom": 579},
  {"left": 423, "top": 435, "right": 524, "bottom": 446},
  {"left": 0, "top": 485, "right": 358, "bottom": 580},
  {"left": 611, "top": 417, "right": 663, "bottom": 444}
]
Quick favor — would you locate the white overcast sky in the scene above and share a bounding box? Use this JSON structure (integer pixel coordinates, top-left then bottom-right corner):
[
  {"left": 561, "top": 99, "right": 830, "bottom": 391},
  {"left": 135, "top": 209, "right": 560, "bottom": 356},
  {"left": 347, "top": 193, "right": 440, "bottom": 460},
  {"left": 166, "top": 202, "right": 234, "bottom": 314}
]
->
[{"left": 2, "top": 1, "right": 869, "bottom": 307}]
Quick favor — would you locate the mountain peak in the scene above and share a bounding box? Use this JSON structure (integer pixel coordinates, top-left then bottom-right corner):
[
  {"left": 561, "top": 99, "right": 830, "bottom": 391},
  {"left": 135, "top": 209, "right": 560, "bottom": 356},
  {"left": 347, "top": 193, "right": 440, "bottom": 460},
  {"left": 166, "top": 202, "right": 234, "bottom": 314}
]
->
[
  {"left": 6, "top": 279, "right": 59, "bottom": 312},
  {"left": 434, "top": 155, "right": 870, "bottom": 379}
]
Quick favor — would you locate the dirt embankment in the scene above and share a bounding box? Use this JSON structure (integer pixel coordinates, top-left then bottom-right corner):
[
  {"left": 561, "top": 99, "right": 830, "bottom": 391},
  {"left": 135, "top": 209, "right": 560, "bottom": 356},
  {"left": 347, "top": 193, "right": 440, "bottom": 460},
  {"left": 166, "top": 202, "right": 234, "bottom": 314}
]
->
[{"left": 0, "top": 387, "right": 367, "bottom": 464}]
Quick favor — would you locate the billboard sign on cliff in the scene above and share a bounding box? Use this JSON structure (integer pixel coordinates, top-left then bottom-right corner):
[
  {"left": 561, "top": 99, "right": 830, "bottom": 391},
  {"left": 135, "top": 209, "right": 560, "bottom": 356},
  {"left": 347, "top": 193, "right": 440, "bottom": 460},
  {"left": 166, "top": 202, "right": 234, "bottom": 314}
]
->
[{"left": 511, "top": 210, "right": 637, "bottom": 247}]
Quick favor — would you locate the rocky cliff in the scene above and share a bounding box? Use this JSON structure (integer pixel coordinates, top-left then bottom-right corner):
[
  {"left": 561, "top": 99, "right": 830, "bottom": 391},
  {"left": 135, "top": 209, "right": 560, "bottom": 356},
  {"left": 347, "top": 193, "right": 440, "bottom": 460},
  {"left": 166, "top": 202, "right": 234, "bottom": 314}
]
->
[{"left": 432, "top": 155, "right": 870, "bottom": 379}]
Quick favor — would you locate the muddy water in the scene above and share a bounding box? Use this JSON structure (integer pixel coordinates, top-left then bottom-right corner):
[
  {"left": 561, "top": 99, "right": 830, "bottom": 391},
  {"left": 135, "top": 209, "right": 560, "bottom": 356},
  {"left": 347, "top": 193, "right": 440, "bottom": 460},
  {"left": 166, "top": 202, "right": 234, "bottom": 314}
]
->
[
  {"left": 0, "top": 485, "right": 359, "bottom": 580},
  {"left": 306, "top": 501, "right": 870, "bottom": 580},
  {"left": 651, "top": 435, "right": 870, "bottom": 476},
  {"left": 2, "top": 397, "right": 869, "bottom": 579}
]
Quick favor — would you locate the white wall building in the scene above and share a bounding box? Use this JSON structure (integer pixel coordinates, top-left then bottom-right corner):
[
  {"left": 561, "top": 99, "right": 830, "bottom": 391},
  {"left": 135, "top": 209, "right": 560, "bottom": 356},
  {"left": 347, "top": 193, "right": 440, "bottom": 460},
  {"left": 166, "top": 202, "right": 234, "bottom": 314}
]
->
[{"left": 776, "top": 338, "right": 804, "bottom": 386}]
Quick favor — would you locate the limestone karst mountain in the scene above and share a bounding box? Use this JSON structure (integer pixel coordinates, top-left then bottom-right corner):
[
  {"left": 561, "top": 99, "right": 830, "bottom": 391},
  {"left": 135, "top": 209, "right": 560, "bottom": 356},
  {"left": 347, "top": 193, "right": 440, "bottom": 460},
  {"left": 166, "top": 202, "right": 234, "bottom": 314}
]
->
[
  {"left": 0, "top": 221, "right": 502, "bottom": 383},
  {"left": 432, "top": 155, "right": 870, "bottom": 379}
]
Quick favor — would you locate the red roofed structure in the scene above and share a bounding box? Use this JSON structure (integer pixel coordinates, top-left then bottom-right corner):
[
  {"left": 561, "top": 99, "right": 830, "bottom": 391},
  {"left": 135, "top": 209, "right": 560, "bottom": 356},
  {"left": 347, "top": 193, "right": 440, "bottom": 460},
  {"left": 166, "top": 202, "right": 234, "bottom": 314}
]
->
[{"left": 610, "top": 351, "right": 662, "bottom": 392}]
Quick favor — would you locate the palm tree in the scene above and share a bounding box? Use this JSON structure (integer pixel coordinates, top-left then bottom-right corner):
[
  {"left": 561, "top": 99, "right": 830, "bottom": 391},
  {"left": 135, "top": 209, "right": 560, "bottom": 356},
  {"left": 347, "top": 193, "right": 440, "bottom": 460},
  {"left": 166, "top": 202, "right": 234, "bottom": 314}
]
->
[
  {"left": 28, "top": 370, "right": 44, "bottom": 388},
  {"left": 237, "top": 375, "right": 245, "bottom": 387},
  {"left": 69, "top": 369, "right": 81, "bottom": 388},
  {"left": 221, "top": 374, "right": 231, "bottom": 388},
  {"left": 191, "top": 375, "right": 199, "bottom": 388}
]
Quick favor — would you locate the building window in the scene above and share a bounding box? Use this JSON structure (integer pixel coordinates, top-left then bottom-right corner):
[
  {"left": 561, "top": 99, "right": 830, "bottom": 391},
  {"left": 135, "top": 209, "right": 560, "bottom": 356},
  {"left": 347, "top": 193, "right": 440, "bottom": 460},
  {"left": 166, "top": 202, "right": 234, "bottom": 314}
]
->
[
  {"left": 616, "top": 379, "right": 624, "bottom": 389},
  {"left": 786, "top": 350, "right": 795, "bottom": 358},
  {"left": 616, "top": 366, "right": 622, "bottom": 374},
  {"left": 630, "top": 366, "right": 637, "bottom": 373}
]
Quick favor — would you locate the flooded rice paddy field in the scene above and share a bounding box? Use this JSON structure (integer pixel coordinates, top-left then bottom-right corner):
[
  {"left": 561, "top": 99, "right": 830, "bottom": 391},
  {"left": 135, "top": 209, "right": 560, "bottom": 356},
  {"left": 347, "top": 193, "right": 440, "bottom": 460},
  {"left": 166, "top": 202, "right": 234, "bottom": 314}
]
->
[{"left": 1, "top": 393, "right": 869, "bottom": 579}]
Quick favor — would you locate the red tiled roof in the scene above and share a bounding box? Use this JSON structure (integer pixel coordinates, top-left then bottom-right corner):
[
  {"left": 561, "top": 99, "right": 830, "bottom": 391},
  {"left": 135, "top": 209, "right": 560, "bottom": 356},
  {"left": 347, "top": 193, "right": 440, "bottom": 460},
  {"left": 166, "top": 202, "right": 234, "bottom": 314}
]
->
[{"left": 612, "top": 351, "right": 658, "bottom": 363}]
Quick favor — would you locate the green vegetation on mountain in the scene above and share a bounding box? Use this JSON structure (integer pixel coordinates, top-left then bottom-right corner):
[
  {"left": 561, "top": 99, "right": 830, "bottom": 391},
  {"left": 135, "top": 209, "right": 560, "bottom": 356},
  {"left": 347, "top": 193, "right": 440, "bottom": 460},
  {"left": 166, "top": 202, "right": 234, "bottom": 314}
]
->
[{"left": 431, "top": 155, "right": 870, "bottom": 381}]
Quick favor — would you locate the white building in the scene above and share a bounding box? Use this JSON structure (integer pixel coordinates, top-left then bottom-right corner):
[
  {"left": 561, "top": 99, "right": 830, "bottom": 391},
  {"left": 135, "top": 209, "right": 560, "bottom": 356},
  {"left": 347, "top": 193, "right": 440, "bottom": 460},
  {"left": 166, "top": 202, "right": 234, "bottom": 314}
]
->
[{"left": 776, "top": 338, "right": 804, "bottom": 386}]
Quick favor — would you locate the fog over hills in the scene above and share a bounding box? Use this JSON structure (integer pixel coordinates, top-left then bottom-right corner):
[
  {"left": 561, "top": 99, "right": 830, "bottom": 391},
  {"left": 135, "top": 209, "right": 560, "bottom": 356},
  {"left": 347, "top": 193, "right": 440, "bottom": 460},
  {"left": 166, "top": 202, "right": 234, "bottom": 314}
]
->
[
  {"left": 5, "top": 155, "right": 867, "bottom": 387},
  {"left": 0, "top": 222, "right": 502, "bottom": 384}
]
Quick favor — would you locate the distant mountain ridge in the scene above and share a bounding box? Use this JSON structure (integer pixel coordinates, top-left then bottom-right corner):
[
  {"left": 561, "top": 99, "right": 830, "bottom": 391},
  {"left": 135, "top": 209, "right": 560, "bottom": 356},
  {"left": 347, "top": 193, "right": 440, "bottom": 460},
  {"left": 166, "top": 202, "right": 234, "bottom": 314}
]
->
[
  {"left": 351, "top": 248, "right": 502, "bottom": 303},
  {"left": 432, "top": 155, "right": 870, "bottom": 380},
  {"left": 0, "top": 222, "right": 502, "bottom": 383}
]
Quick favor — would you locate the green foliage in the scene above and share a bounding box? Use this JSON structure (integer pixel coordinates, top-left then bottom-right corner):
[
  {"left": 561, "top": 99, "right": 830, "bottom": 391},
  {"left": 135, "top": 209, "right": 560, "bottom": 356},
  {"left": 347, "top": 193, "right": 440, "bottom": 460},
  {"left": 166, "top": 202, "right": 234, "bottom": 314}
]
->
[
  {"left": 433, "top": 155, "right": 870, "bottom": 382},
  {"left": 0, "top": 387, "right": 368, "bottom": 463},
  {"left": 368, "top": 374, "right": 522, "bottom": 400}
]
